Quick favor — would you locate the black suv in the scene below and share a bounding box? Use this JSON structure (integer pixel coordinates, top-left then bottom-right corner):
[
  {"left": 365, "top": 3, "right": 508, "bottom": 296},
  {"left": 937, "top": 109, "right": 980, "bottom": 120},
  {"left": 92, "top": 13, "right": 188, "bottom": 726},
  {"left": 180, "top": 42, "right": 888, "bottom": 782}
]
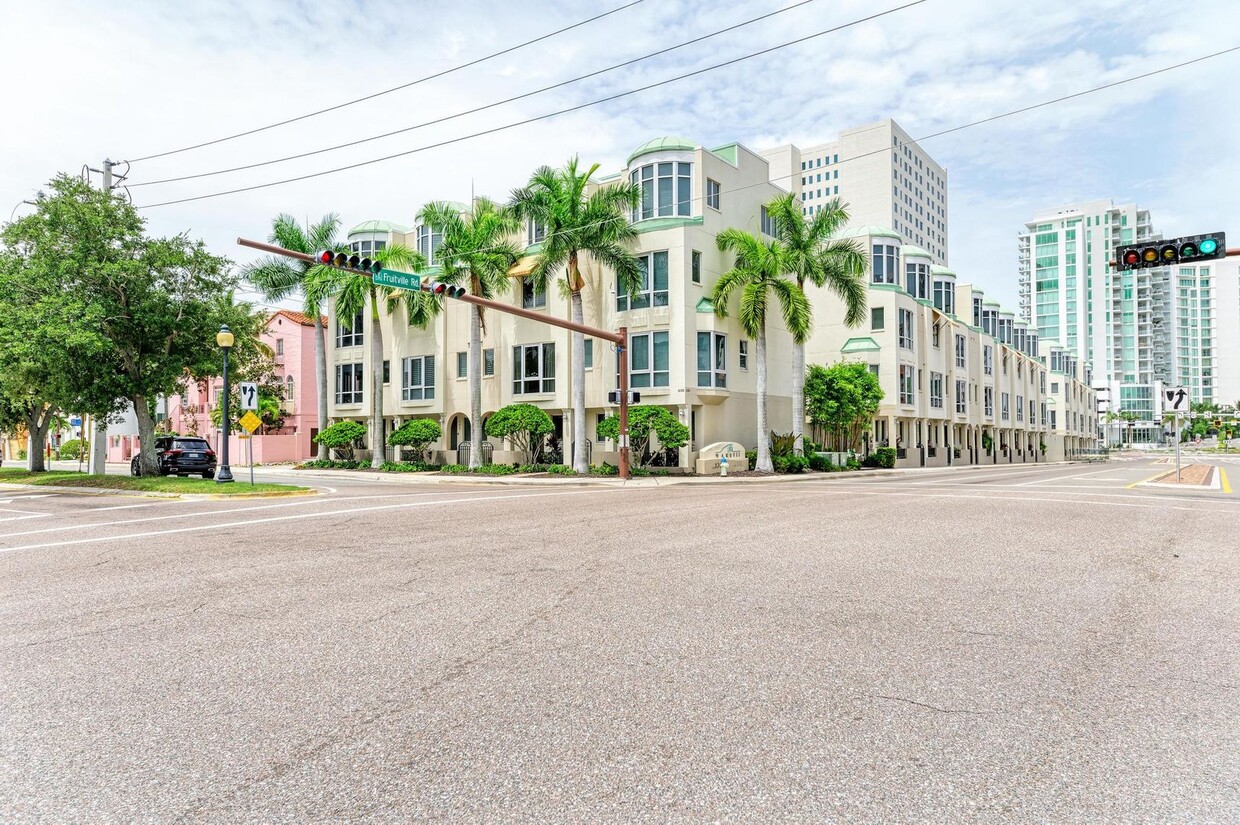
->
[{"left": 131, "top": 437, "right": 218, "bottom": 479}]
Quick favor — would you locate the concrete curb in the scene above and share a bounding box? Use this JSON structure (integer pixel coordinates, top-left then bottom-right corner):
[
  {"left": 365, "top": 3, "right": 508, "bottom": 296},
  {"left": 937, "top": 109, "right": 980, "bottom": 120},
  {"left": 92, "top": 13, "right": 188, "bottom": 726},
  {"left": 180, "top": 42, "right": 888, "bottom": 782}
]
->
[{"left": 0, "top": 481, "right": 317, "bottom": 500}]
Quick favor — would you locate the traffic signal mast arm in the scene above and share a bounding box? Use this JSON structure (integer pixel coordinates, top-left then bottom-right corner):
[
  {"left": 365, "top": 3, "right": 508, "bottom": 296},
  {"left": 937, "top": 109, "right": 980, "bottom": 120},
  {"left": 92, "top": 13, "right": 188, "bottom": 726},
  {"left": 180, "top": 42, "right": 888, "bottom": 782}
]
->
[{"left": 237, "top": 236, "right": 632, "bottom": 479}]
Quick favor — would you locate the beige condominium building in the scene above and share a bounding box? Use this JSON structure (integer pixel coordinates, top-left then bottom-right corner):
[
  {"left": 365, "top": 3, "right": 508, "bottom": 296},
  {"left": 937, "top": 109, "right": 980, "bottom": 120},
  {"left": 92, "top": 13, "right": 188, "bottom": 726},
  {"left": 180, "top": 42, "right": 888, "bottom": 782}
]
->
[{"left": 324, "top": 134, "right": 1094, "bottom": 469}]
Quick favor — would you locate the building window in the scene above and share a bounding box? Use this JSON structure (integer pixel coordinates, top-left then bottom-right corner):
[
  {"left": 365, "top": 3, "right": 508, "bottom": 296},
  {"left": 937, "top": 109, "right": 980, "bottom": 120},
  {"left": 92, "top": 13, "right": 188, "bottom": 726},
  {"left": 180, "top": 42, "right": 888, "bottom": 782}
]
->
[
  {"left": 416, "top": 223, "right": 442, "bottom": 266},
  {"left": 617, "top": 251, "right": 669, "bottom": 310},
  {"left": 760, "top": 206, "right": 777, "bottom": 237},
  {"left": 706, "top": 178, "right": 720, "bottom": 210},
  {"left": 457, "top": 351, "right": 468, "bottom": 379},
  {"left": 739, "top": 340, "right": 749, "bottom": 370},
  {"left": 955, "top": 334, "right": 966, "bottom": 368},
  {"left": 627, "top": 331, "right": 669, "bottom": 388},
  {"left": 1016, "top": 394, "right": 1024, "bottom": 422},
  {"left": 898, "top": 309, "right": 913, "bottom": 349},
  {"left": 336, "top": 310, "right": 364, "bottom": 348},
  {"left": 631, "top": 161, "right": 692, "bottom": 220},
  {"left": 401, "top": 355, "right": 435, "bottom": 401},
  {"left": 521, "top": 278, "right": 546, "bottom": 309},
  {"left": 697, "top": 332, "right": 726, "bottom": 388},
  {"left": 513, "top": 343, "right": 555, "bottom": 394},
  {"left": 335, "top": 363, "right": 363, "bottom": 404},
  {"left": 383, "top": 360, "right": 390, "bottom": 385},
  {"left": 584, "top": 339, "right": 594, "bottom": 369},
  {"left": 871, "top": 307, "right": 885, "bottom": 331},
  {"left": 930, "top": 372, "right": 943, "bottom": 408},
  {"left": 933, "top": 280, "right": 955, "bottom": 314},
  {"left": 484, "top": 348, "right": 495, "bottom": 377},
  {"left": 984, "top": 386, "right": 994, "bottom": 417},
  {"left": 872, "top": 243, "right": 898, "bottom": 284},
  {"left": 691, "top": 250, "right": 701, "bottom": 284},
  {"left": 1001, "top": 391, "right": 1010, "bottom": 421},
  {"left": 275, "top": 338, "right": 284, "bottom": 356},
  {"left": 526, "top": 218, "right": 546, "bottom": 246},
  {"left": 984, "top": 345, "right": 993, "bottom": 375},
  {"left": 905, "top": 262, "right": 929, "bottom": 299},
  {"left": 932, "top": 323, "right": 941, "bottom": 348},
  {"left": 955, "top": 379, "right": 966, "bottom": 414},
  {"left": 899, "top": 364, "right": 914, "bottom": 405}
]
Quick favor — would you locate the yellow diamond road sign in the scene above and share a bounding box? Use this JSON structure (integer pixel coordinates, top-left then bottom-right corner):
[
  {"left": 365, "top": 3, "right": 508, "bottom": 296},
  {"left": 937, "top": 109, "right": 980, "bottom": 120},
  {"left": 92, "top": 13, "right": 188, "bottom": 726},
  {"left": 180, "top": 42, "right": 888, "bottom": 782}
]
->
[{"left": 239, "top": 411, "right": 262, "bottom": 433}]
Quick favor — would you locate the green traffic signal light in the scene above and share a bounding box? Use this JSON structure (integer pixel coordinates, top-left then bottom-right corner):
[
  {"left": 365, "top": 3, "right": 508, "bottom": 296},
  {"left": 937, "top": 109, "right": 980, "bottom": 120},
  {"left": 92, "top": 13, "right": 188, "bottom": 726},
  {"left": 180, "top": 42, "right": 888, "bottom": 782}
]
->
[{"left": 1199, "top": 237, "right": 1219, "bottom": 255}]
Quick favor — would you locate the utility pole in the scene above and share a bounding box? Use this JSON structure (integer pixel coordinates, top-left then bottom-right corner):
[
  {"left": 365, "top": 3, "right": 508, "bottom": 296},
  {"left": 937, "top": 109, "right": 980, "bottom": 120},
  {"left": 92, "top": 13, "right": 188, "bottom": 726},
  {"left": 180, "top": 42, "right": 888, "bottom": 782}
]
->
[{"left": 86, "top": 159, "right": 126, "bottom": 476}]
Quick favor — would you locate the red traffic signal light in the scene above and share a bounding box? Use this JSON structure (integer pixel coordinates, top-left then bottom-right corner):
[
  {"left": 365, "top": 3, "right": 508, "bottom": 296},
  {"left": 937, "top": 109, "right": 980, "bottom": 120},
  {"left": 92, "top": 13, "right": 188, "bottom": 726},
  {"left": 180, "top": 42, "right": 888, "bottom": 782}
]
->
[
  {"left": 424, "top": 280, "right": 466, "bottom": 298},
  {"left": 315, "top": 250, "right": 382, "bottom": 275},
  {"left": 1117, "top": 232, "right": 1226, "bottom": 270},
  {"left": 1122, "top": 249, "right": 1140, "bottom": 267}
]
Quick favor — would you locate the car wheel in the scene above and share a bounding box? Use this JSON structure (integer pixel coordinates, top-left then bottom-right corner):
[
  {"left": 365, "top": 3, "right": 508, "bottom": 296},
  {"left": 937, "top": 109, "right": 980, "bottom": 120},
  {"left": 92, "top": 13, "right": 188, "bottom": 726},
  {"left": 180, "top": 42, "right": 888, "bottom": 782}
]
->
[{"left": 130, "top": 458, "right": 141, "bottom": 477}]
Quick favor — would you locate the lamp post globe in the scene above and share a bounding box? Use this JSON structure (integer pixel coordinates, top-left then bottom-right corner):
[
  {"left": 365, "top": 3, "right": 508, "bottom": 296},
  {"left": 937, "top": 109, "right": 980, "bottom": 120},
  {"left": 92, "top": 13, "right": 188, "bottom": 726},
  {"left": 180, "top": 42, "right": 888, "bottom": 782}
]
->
[{"left": 216, "top": 324, "right": 235, "bottom": 483}]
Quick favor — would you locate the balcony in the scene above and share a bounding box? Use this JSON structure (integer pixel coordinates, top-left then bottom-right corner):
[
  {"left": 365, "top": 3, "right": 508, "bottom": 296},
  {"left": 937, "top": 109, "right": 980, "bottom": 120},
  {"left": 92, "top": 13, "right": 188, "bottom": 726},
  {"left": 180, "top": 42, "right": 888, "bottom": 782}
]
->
[
  {"left": 280, "top": 399, "right": 296, "bottom": 414},
  {"left": 274, "top": 354, "right": 285, "bottom": 365}
]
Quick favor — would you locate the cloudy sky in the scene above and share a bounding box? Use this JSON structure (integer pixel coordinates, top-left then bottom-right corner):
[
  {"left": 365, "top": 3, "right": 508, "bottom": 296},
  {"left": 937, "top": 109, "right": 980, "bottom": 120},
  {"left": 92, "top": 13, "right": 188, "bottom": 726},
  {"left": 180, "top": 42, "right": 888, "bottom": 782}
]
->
[{"left": 4, "top": 0, "right": 1238, "bottom": 311}]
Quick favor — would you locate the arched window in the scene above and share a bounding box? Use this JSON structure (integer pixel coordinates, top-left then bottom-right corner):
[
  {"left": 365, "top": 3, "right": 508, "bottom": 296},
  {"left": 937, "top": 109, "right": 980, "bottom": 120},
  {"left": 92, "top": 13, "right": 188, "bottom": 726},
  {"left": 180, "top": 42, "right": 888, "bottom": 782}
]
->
[{"left": 285, "top": 376, "right": 294, "bottom": 400}]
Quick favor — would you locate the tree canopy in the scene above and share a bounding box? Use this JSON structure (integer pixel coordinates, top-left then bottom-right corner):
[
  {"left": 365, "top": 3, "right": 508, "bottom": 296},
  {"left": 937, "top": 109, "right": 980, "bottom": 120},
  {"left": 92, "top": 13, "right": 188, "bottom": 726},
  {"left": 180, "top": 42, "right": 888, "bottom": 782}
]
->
[{"left": 804, "top": 362, "right": 884, "bottom": 451}]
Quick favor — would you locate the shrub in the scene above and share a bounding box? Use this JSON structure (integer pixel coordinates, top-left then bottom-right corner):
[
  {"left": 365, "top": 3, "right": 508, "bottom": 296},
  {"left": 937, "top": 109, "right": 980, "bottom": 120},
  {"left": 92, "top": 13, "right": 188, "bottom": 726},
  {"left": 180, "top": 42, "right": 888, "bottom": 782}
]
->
[
  {"left": 546, "top": 464, "right": 578, "bottom": 475},
  {"left": 314, "top": 420, "right": 368, "bottom": 461},
  {"left": 387, "top": 418, "right": 442, "bottom": 463},
  {"left": 515, "top": 463, "right": 549, "bottom": 473},
  {"left": 774, "top": 454, "right": 810, "bottom": 474},
  {"left": 58, "top": 438, "right": 84, "bottom": 460},
  {"left": 485, "top": 404, "right": 553, "bottom": 464},
  {"left": 296, "top": 459, "right": 366, "bottom": 470},
  {"left": 472, "top": 464, "right": 517, "bottom": 475},
  {"left": 745, "top": 450, "right": 757, "bottom": 471},
  {"left": 808, "top": 453, "right": 832, "bottom": 472},
  {"left": 981, "top": 432, "right": 994, "bottom": 455},
  {"left": 769, "top": 431, "right": 797, "bottom": 459},
  {"left": 378, "top": 461, "right": 435, "bottom": 473},
  {"left": 862, "top": 447, "right": 896, "bottom": 469},
  {"left": 597, "top": 406, "right": 690, "bottom": 468},
  {"left": 589, "top": 462, "right": 620, "bottom": 476}
]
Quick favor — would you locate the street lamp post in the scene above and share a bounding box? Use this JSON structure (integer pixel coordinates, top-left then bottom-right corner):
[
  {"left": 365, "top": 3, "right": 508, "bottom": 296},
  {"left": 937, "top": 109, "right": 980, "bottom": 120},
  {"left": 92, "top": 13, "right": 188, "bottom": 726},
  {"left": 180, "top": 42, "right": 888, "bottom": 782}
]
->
[{"left": 216, "top": 325, "right": 235, "bottom": 483}]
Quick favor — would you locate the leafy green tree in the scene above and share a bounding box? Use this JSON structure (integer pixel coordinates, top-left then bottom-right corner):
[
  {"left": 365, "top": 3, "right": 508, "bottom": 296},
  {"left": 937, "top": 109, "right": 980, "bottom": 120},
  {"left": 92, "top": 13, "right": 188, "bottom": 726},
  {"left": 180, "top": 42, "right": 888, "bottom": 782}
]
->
[
  {"left": 312, "top": 243, "right": 426, "bottom": 469},
  {"left": 765, "top": 194, "right": 868, "bottom": 454},
  {"left": 241, "top": 213, "right": 342, "bottom": 460},
  {"left": 597, "top": 406, "right": 689, "bottom": 468},
  {"left": 418, "top": 199, "right": 520, "bottom": 468},
  {"left": 387, "top": 417, "right": 443, "bottom": 463},
  {"left": 485, "top": 403, "right": 553, "bottom": 465},
  {"left": 510, "top": 157, "right": 641, "bottom": 473},
  {"left": 803, "top": 362, "right": 884, "bottom": 451},
  {"left": 315, "top": 419, "right": 367, "bottom": 461},
  {"left": 710, "top": 229, "right": 809, "bottom": 473}
]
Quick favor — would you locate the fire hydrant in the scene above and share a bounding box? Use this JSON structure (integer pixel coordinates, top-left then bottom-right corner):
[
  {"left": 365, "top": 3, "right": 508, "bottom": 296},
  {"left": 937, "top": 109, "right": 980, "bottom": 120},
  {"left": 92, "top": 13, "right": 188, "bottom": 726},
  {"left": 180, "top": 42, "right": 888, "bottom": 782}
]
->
[{"left": 719, "top": 453, "right": 728, "bottom": 477}]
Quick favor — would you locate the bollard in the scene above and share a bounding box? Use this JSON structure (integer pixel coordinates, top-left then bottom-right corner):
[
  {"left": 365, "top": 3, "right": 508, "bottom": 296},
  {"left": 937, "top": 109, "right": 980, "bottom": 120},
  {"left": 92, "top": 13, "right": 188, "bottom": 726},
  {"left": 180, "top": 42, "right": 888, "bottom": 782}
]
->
[{"left": 720, "top": 454, "right": 728, "bottom": 477}]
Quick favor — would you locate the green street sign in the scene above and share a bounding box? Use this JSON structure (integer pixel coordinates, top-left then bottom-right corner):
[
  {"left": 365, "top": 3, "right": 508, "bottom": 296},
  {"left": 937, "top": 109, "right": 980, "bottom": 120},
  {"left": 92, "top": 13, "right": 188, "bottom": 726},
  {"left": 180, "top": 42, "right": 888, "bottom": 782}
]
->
[{"left": 373, "top": 268, "right": 422, "bottom": 291}]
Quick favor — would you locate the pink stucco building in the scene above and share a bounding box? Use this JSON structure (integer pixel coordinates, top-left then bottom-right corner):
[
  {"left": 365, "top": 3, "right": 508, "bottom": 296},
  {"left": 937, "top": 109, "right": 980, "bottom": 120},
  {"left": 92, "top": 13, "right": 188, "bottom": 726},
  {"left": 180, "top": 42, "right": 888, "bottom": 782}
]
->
[{"left": 108, "top": 310, "right": 324, "bottom": 464}]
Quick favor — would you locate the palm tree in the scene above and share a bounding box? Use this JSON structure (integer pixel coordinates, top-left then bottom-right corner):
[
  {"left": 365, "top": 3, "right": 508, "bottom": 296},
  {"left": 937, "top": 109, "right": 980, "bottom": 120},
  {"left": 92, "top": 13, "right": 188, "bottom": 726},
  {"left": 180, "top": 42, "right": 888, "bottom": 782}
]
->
[
  {"left": 710, "top": 229, "right": 810, "bottom": 473},
  {"left": 510, "top": 157, "right": 641, "bottom": 473},
  {"left": 310, "top": 244, "right": 426, "bottom": 469},
  {"left": 419, "top": 198, "right": 520, "bottom": 468},
  {"left": 766, "top": 194, "right": 867, "bottom": 454},
  {"left": 241, "top": 213, "right": 340, "bottom": 460}
]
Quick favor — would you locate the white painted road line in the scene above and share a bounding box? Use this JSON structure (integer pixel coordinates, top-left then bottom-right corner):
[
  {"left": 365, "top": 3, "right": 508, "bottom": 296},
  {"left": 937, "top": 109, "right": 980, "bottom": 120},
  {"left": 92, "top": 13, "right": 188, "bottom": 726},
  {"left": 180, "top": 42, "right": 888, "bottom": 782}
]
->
[{"left": 0, "top": 489, "right": 606, "bottom": 553}]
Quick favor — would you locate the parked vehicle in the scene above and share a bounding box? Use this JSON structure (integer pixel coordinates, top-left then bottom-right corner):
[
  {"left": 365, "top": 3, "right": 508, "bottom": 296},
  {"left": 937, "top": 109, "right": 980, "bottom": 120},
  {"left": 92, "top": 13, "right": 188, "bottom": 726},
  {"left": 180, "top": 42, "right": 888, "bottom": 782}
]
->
[{"left": 131, "top": 437, "right": 217, "bottom": 479}]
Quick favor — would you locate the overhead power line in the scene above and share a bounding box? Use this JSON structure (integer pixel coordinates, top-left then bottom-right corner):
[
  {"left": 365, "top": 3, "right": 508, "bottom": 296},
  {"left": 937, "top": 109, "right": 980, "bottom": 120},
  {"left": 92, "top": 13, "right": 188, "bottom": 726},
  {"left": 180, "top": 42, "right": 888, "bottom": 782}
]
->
[
  {"left": 131, "top": 0, "right": 826, "bottom": 188},
  {"left": 125, "top": 0, "right": 646, "bottom": 164},
  {"left": 137, "top": 1, "right": 927, "bottom": 209}
]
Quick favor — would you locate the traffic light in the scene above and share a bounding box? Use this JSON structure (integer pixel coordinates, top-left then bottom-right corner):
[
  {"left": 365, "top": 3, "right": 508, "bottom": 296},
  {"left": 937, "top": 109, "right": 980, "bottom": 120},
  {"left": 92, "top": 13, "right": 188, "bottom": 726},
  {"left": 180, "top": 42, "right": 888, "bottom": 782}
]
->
[
  {"left": 422, "top": 280, "right": 467, "bottom": 299},
  {"left": 315, "top": 249, "right": 382, "bottom": 275},
  {"left": 1116, "top": 232, "right": 1226, "bottom": 270}
]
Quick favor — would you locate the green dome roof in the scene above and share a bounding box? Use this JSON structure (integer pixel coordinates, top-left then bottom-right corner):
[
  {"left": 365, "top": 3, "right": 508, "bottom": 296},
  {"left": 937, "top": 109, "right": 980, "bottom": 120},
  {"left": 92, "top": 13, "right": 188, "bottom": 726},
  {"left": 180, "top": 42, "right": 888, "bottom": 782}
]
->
[
  {"left": 348, "top": 219, "right": 408, "bottom": 236},
  {"left": 839, "top": 224, "right": 901, "bottom": 241},
  {"left": 930, "top": 265, "right": 956, "bottom": 277},
  {"left": 900, "top": 244, "right": 932, "bottom": 259},
  {"left": 627, "top": 136, "right": 698, "bottom": 165}
]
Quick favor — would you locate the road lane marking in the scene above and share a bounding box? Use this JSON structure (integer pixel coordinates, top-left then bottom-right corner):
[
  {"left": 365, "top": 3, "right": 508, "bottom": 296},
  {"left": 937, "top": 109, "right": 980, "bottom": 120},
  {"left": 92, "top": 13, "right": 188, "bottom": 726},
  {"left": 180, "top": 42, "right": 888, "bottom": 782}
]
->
[
  {"left": 1221, "top": 468, "right": 1232, "bottom": 494},
  {"left": 0, "top": 489, "right": 606, "bottom": 553},
  {"left": 0, "top": 491, "right": 486, "bottom": 540},
  {"left": 766, "top": 480, "right": 1240, "bottom": 508}
]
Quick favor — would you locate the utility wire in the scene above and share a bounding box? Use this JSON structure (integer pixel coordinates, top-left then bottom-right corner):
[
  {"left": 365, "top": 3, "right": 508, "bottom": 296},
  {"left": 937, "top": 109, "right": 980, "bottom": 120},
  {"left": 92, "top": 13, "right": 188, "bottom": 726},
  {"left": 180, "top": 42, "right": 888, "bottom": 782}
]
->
[
  {"left": 137, "top": 1, "right": 927, "bottom": 208},
  {"left": 229, "top": 42, "right": 1240, "bottom": 264},
  {"left": 125, "top": 0, "right": 646, "bottom": 163},
  {"left": 132, "top": 0, "right": 825, "bottom": 188}
]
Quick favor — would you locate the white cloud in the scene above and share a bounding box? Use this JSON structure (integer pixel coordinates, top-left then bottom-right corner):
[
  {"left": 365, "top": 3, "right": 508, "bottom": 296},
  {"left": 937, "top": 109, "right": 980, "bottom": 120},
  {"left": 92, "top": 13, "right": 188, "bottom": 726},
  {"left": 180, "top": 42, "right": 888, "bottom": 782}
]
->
[{"left": 3, "top": 0, "right": 1238, "bottom": 315}]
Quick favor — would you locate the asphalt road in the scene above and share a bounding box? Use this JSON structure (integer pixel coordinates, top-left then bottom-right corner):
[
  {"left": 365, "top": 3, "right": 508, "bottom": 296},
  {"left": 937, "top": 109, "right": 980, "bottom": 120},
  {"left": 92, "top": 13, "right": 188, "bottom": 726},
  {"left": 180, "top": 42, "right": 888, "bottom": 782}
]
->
[{"left": 2, "top": 460, "right": 1237, "bottom": 822}]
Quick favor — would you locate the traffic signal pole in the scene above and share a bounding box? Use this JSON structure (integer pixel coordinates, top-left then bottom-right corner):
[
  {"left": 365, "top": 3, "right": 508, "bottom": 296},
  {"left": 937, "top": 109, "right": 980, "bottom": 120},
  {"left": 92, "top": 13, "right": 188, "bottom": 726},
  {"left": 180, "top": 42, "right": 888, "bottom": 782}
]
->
[{"left": 237, "top": 237, "right": 632, "bottom": 480}]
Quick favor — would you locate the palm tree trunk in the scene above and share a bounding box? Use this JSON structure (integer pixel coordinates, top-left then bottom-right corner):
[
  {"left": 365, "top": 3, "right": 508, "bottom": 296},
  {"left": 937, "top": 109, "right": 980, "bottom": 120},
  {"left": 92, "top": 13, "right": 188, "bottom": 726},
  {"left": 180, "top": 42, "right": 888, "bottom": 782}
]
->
[
  {"left": 369, "top": 290, "right": 385, "bottom": 469},
  {"left": 469, "top": 303, "right": 483, "bottom": 469},
  {"left": 314, "top": 314, "right": 329, "bottom": 461},
  {"left": 570, "top": 289, "right": 588, "bottom": 474},
  {"left": 755, "top": 322, "right": 773, "bottom": 473},
  {"left": 792, "top": 340, "right": 806, "bottom": 456}
]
